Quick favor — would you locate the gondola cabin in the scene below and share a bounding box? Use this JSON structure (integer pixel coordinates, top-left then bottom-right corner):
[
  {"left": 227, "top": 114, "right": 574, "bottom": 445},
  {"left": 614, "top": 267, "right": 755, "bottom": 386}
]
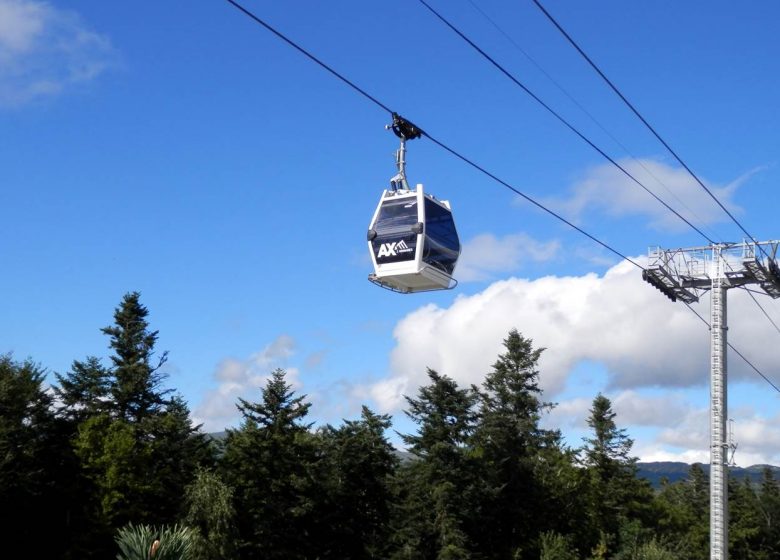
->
[{"left": 367, "top": 183, "right": 461, "bottom": 293}]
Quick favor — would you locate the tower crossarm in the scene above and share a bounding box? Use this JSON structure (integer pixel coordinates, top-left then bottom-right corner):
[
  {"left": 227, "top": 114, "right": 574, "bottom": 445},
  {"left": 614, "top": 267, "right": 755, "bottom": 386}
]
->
[
  {"left": 742, "top": 257, "right": 780, "bottom": 298},
  {"left": 642, "top": 266, "right": 699, "bottom": 303}
]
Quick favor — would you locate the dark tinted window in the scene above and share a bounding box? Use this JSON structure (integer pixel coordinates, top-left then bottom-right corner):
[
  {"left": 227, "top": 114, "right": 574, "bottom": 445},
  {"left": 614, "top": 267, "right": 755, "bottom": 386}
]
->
[
  {"left": 374, "top": 198, "right": 419, "bottom": 233},
  {"left": 422, "top": 198, "right": 460, "bottom": 274}
]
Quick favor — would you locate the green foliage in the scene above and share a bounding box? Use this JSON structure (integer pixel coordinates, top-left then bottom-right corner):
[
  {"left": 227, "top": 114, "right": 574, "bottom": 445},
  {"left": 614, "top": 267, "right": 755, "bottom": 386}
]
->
[
  {"left": 115, "top": 523, "right": 194, "bottom": 560},
  {"left": 580, "top": 394, "right": 655, "bottom": 554},
  {"left": 55, "top": 356, "right": 111, "bottom": 423},
  {"left": 14, "top": 310, "right": 780, "bottom": 560},
  {"left": 0, "top": 354, "right": 77, "bottom": 556},
  {"left": 634, "top": 540, "right": 677, "bottom": 560},
  {"left": 56, "top": 293, "right": 211, "bottom": 555},
  {"left": 471, "top": 329, "right": 561, "bottom": 558},
  {"left": 316, "top": 406, "right": 398, "bottom": 559},
  {"left": 102, "top": 291, "right": 170, "bottom": 423},
  {"left": 539, "top": 531, "right": 578, "bottom": 560},
  {"left": 0, "top": 354, "right": 53, "bottom": 490},
  {"left": 654, "top": 464, "right": 708, "bottom": 560},
  {"left": 221, "top": 368, "right": 318, "bottom": 559},
  {"left": 74, "top": 414, "right": 153, "bottom": 525},
  {"left": 391, "top": 369, "right": 479, "bottom": 559},
  {"left": 183, "top": 469, "right": 237, "bottom": 560}
]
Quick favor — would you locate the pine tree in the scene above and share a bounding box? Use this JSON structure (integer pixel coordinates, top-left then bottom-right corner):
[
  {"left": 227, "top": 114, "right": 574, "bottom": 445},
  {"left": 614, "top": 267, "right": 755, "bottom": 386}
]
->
[
  {"left": 390, "top": 369, "right": 478, "bottom": 560},
  {"left": 581, "top": 394, "right": 655, "bottom": 556},
  {"left": 729, "top": 475, "right": 764, "bottom": 559},
  {"left": 758, "top": 467, "right": 780, "bottom": 556},
  {"left": 316, "top": 406, "right": 398, "bottom": 559},
  {"left": 146, "top": 396, "right": 216, "bottom": 523},
  {"left": 220, "top": 368, "right": 317, "bottom": 559},
  {"left": 101, "top": 291, "right": 170, "bottom": 423},
  {"left": 54, "top": 356, "right": 111, "bottom": 423},
  {"left": 67, "top": 293, "right": 210, "bottom": 551},
  {"left": 471, "top": 329, "right": 562, "bottom": 559},
  {"left": 0, "top": 355, "right": 76, "bottom": 557},
  {"left": 655, "top": 464, "right": 708, "bottom": 560}
]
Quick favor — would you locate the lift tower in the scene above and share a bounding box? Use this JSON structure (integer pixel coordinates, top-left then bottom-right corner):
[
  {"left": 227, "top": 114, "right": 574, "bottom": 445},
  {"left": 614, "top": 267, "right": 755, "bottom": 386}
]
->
[{"left": 643, "top": 240, "right": 780, "bottom": 560}]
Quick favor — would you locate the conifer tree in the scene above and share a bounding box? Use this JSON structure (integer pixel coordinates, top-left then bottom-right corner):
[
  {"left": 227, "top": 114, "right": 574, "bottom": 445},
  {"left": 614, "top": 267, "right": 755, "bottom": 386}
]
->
[
  {"left": 317, "top": 406, "right": 398, "bottom": 559},
  {"left": 220, "top": 368, "right": 317, "bottom": 559},
  {"left": 655, "top": 463, "right": 708, "bottom": 560},
  {"left": 390, "top": 369, "right": 478, "bottom": 560},
  {"left": 758, "top": 467, "right": 780, "bottom": 556},
  {"left": 581, "top": 393, "right": 655, "bottom": 555},
  {"left": 101, "top": 291, "right": 170, "bottom": 423},
  {"left": 0, "top": 355, "right": 75, "bottom": 557},
  {"left": 68, "top": 293, "right": 210, "bottom": 549},
  {"left": 54, "top": 356, "right": 112, "bottom": 423},
  {"left": 471, "top": 329, "right": 563, "bottom": 559}
]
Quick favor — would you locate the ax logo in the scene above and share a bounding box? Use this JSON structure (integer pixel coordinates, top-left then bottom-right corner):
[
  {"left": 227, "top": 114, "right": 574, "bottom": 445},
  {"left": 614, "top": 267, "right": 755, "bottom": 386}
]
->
[{"left": 378, "top": 240, "right": 412, "bottom": 258}]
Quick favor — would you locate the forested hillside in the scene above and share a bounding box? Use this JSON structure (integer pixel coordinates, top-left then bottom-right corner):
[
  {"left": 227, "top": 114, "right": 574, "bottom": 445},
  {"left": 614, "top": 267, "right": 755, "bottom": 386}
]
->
[{"left": 2, "top": 293, "right": 779, "bottom": 559}]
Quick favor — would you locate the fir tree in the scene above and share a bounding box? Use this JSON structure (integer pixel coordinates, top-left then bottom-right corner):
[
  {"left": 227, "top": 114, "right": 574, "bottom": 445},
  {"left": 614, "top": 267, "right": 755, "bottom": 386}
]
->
[
  {"left": 316, "top": 406, "right": 398, "bottom": 559},
  {"left": 391, "top": 369, "right": 479, "bottom": 560},
  {"left": 221, "top": 368, "right": 317, "bottom": 559},
  {"left": 0, "top": 355, "right": 76, "bottom": 557},
  {"left": 472, "top": 329, "right": 561, "bottom": 559},
  {"left": 101, "top": 291, "right": 170, "bottom": 424},
  {"left": 54, "top": 356, "right": 111, "bottom": 423},
  {"left": 581, "top": 393, "right": 655, "bottom": 555}
]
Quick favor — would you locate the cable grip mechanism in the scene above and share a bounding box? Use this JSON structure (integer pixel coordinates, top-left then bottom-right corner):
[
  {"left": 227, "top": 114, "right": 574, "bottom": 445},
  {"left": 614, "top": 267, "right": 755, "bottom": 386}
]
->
[{"left": 386, "top": 113, "right": 422, "bottom": 192}]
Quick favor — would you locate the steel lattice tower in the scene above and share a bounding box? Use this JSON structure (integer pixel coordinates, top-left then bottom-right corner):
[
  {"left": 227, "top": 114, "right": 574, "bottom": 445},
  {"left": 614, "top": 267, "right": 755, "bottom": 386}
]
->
[{"left": 643, "top": 240, "right": 780, "bottom": 560}]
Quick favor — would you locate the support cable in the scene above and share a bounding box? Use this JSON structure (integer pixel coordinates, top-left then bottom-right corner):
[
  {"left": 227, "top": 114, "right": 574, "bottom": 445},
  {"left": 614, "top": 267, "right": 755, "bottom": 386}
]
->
[
  {"left": 466, "top": 0, "right": 720, "bottom": 243},
  {"left": 684, "top": 303, "right": 780, "bottom": 394},
  {"left": 416, "top": 0, "right": 715, "bottom": 244},
  {"left": 223, "top": 0, "right": 642, "bottom": 269},
  {"left": 224, "top": 0, "right": 393, "bottom": 114},
  {"left": 221, "top": 0, "right": 778, "bottom": 393},
  {"left": 529, "top": 0, "right": 780, "bottom": 341},
  {"left": 530, "top": 0, "right": 766, "bottom": 256},
  {"left": 742, "top": 288, "right": 780, "bottom": 336}
]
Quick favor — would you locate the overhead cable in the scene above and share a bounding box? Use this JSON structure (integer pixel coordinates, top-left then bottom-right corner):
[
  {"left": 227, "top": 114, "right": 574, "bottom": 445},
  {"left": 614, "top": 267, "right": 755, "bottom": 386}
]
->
[
  {"left": 530, "top": 0, "right": 765, "bottom": 253},
  {"left": 417, "top": 0, "right": 715, "bottom": 245},
  {"left": 529, "top": 0, "right": 780, "bottom": 338},
  {"left": 685, "top": 303, "right": 780, "bottom": 394},
  {"left": 466, "top": 0, "right": 721, "bottom": 243},
  {"left": 221, "top": 0, "right": 777, "bottom": 391},
  {"left": 223, "top": 0, "right": 641, "bottom": 269}
]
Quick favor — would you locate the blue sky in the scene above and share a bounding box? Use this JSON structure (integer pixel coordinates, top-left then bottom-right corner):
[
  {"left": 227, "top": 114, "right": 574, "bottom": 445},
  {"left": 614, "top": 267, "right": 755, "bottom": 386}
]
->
[{"left": 2, "top": 0, "right": 780, "bottom": 465}]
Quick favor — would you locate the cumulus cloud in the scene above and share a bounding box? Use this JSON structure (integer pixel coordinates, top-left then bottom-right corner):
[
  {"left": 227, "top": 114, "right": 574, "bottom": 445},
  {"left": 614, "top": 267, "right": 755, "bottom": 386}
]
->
[
  {"left": 548, "top": 158, "right": 757, "bottom": 231},
  {"left": 612, "top": 390, "right": 690, "bottom": 428},
  {"left": 729, "top": 413, "right": 780, "bottom": 466},
  {"left": 543, "top": 389, "right": 780, "bottom": 465},
  {"left": 366, "top": 258, "right": 780, "bottom": 415},
  {"left": 457, "top": 232, "right": 560, "bottom": 282},
  {"left": 0, "top": 0, "right": 115, "bottom": 107},
  {"left": 543, "top": 397, "right": 591, "bottom": 431},
  {"left": 194, "top": 335, "right": 299, "bottom": 431},
  {"left": 635, "top": 404, "right": 780, "bottom": 466}
]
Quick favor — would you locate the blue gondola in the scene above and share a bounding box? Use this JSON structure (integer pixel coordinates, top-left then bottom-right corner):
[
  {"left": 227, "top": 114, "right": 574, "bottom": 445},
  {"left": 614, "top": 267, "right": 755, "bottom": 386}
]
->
[{"left": 367, "top": 114, "right": 461, "bottom": 293}]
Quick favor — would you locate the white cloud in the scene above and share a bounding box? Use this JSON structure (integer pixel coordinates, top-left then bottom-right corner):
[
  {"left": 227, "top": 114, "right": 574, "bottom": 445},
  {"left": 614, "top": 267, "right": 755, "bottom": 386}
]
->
[
  {"left": 0, "top": 0, "right": 115, "bottom": 107},
  {"left": 194, "top": 335, "right": 299, "bottom": 432},
  {"left": 612, "top": 390, "right": 690, "bottom": 428},
  {"left": 730, "top": 414, "right": 780, "bottom": 466},
  {"left": 365, "top": 258, "right": 780, "bottom": 418},
  {"left": 457, "top": 233, "right": 560, "bottom": 282},
  {"left": 548, "top": 158, "right": 755, "bottom": 231},
  {"left": 543, "top": 397, "right": 591, "bottom": 431}
]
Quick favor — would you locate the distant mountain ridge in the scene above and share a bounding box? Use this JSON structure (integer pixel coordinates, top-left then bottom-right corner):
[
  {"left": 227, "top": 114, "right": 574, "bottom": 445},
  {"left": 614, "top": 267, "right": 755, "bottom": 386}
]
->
[
  {"left": 637, "top": 461, "right": 780, "bottom": 488},
  {"left": 206, "top": 431, "right": 777, "bottom": 490}
]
